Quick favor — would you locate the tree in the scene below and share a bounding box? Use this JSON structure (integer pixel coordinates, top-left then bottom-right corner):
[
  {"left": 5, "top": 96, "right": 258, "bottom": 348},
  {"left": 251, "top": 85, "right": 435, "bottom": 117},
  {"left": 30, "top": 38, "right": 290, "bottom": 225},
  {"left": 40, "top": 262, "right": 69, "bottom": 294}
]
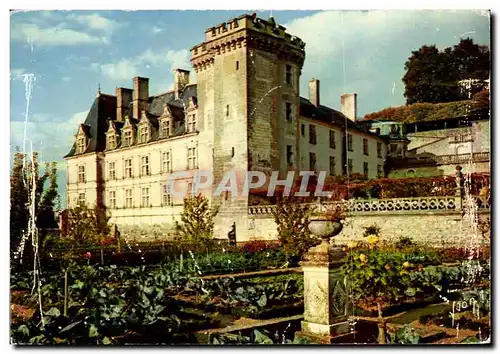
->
[
  {"left": 402, "top": 38, "right": 490, "bottom": 105},
  {"left": 62, "top": 204, "right": 110, "bottom": 247},
  {"left": 271, "top": 197, "right": 319, "bottom": 260},
  {"left": 175, "top": 194, "right": 218, "bottom": 245},
  {"left": 10, "top": 149, "right": 60, "bottom": 263}
]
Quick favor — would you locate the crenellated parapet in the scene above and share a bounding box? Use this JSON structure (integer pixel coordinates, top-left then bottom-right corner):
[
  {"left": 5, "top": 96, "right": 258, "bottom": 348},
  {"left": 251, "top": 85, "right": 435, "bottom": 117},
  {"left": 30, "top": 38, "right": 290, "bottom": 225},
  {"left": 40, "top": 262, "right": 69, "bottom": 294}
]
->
[{"left": 191, "top": 13, "right": 306, "bottom": 73}]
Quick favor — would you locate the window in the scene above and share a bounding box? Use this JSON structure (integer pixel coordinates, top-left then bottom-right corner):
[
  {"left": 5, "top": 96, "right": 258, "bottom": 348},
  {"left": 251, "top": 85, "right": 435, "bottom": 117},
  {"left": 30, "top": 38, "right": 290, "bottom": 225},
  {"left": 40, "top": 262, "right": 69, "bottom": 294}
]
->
[
  {"left": 162, "top": 151, "right": 171, "bottom": 173},
  {"left": 107, "top": 134, "right": 116, "bottom": 150},
  {"left": 363, "top": 138, "right": 369, "bottom": 155},
  {"left": 162, "top": 184, "right": 172, "bottom": 206},
  {"left": 108, "top": 191, "right": 116, "bottom": 209},
  {"left": 309, "top": 125, "right": 317, "bottom": 145},
  {"left": 187, "top": 114, "right": 197, "bottom": 133},
  {"left": 108, "top": 162, "right": 116, "bottom": 180},
  {"left": 285, "top": 64, "right": 292, "bottom": 84},
  {"left": 236, "top": 61, "right": 239, "bottom": 70},
  {"left": 377, "top": 142, "right": 382, "bottom": 158},
  {"left": 329, "top": 156, "right": 336, "bottom": 176},
  {"left": 309, "top": 152, "right": 316, "bottom": 172},
  {"left": 329, "top": 131, "right": 336, "bottom": 149},
  {"left": 377, "top": 164, "right": 383, "bottom": 178},
  {"left": 301, "top": 124, "right": 305, "bottom": 137},
  {"left": 226, "top": 105, "right": 229, "bottom": 117},
  {"left": 285, "top": 102, "right": 292, "bottom": 121},
  {"left": 187, "top": 182, "right": 194, "bottom": 197},
  {"left": 125, "top": 158, "right": 133, "bottom": 178},
  {"left": 161, "top": 120, "right": 170, "bottom": 138},
  {"left": 348, "top": 159, "right": 353, "bottom": 174},
  {"left": 77, "top": 137, "right": 85, "bottom": 154},
  {"left": 347, "top": 134, "right": 353, "bottom": 151},
  {"left": 125, "top": 189, "right": 133, "bottom": 208},
  {"left": 188, "top": 147, "right": 197, "bottom": 169},
  {"left": 123, "top": 130, "right": 132, "bottom": 147},
  {"left": 78, "top": 165, "right": 85, "bottom": 183},
  {"left": 363, "top": 162, "right": 369, "bottom": 177},
  {"left": 286, "top": 145, "right": 293, "bottom": 165},
  {"left": 139, "top": 125, "right": 148, "bottom": 144},
  {"left": 78, "top": 193, "right": 85, "bottom": 207},
  {"left": 141, "top": 187, "right": 150, "bottom": 207},
  {"left": 141, "top": 156, "right": 150, "bottom": 176}
]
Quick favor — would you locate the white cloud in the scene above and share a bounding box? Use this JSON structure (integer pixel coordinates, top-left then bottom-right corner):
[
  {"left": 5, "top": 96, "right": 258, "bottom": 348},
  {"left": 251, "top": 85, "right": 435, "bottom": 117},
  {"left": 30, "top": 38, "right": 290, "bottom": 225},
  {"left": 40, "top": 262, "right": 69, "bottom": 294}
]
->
[
  {"left": 282, "top": 10, "right": 490, "bottom": 114},
  {"left": 69, "top": 13, "right": 122, "bottom": 32},
  {"left": 11, "top": 22, "right": 108, "bottom": 46},
  {"left": 10, "top": 110, "right": 89, "bottom": 164},
  {"left": 97, "top": 48, "right": 190, "bottom": 81},
  {"left": 151, "top": 26, "right": 165, "bottom": 34}
]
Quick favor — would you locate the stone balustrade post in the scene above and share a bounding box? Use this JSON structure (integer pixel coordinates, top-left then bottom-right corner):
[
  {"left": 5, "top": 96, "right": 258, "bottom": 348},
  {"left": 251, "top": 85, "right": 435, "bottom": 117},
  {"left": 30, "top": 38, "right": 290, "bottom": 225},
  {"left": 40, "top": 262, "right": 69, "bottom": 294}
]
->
[
  {"left": 455, "top": 165, "right": 464, "bottom": 211},
  {"left": 297, "top": 213, "right": 350, "bottom": 343}
]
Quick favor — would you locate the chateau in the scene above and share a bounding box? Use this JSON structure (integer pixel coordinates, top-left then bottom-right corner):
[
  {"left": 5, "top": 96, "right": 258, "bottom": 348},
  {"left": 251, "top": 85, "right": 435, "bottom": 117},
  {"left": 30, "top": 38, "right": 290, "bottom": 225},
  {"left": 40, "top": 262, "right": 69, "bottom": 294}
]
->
[{"left": 64, "top": 13, "right": 488, "bottom": 242}]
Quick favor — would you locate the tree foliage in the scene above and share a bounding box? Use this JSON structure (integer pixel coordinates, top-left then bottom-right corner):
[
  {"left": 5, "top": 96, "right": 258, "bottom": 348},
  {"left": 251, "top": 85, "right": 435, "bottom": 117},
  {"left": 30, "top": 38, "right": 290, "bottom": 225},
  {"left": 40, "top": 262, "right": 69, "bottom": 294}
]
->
[
  {"left": 403, "top": 38, "right": 489, "bottom": 105},
  {"left": 63, "top": 204, "right": 110, "bottom": 248},
  {"left": 10, "top": 150, "right": 59, "bottom": 260},
  {"left": 271, "top": 197, "right": 319, "bottom": 259},
  {"left": 175, "top": 194, "right": 218, "bottom": 245}
]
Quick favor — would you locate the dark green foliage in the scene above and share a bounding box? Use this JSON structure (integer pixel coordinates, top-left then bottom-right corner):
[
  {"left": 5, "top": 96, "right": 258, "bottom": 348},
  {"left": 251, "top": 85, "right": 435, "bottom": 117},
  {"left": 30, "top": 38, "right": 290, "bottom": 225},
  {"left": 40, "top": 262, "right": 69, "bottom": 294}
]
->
[
  {"left": 362, "top": 224, "right": 380, "bottom": 238},
  {"left": 387, "top": 325, "right": 421, "bottom": 344},
  {"left": 10, "top": 150, "right": 60, "bottom": 265},
  {"left": 402, "top": 38, "right": 490, "bottom": 105},
  {"left": 271, "top": 197, "right": 319, "bottom": 258},
  {"left": 175, "top": 194, "right": 218, "bottom": 245},
  {"left": 209, "top": 328, "right": 311, "bottom": 345}
]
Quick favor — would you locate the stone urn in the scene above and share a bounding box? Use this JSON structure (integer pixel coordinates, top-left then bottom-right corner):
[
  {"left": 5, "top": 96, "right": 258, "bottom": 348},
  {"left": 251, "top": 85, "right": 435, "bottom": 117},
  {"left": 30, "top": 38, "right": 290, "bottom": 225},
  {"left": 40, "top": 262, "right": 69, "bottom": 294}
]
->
[{"left": 302, "top": 210, "right": 346, "bottom": 266}]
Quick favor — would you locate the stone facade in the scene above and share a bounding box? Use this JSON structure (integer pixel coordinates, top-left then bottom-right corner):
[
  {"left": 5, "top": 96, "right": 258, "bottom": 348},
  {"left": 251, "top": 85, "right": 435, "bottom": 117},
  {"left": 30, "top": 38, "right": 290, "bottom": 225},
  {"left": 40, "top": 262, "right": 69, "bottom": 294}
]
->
[{"left": 64, "top": 13, "right": 489, "bottom": 243}]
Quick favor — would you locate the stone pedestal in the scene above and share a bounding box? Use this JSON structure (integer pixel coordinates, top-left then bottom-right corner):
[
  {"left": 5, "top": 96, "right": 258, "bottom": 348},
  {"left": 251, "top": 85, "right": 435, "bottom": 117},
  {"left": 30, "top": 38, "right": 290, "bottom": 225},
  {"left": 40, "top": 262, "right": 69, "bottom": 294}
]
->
[{"left": 298, "top": 217, "right": 350, "bottom": 343}]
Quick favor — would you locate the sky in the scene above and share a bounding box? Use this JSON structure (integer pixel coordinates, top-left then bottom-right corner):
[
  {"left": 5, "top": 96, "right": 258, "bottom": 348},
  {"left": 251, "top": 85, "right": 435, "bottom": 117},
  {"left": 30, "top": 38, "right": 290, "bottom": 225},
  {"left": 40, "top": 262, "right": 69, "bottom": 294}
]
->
[{"left": 9, "top": 10, "right": 490, "bottom": 206}]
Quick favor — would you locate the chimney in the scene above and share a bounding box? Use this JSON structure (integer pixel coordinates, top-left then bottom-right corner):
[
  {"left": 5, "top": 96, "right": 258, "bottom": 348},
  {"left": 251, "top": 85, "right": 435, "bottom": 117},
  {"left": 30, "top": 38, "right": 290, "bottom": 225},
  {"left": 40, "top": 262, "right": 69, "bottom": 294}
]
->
[
  {"left": 341, "top": 93, "right": 358, "bottom": 121},
  {"left": 309, "top": 79, "right": 320, "bottom": 107},
  {"left": 174, "top": 69, "right": 190, "bottom": 100},
  {"left": 133, "top": 77, "right": 149, "bottom": 119},
  {"left": 116, "top": 87, "right": 133, "bottom": 122}
]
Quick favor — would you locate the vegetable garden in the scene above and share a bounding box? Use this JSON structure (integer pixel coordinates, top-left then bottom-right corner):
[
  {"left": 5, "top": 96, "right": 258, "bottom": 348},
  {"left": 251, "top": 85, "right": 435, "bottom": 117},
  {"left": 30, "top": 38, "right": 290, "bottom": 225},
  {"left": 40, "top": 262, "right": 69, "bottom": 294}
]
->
[{"left": 10, "top": 236, "right": 491, "bottom": 345}]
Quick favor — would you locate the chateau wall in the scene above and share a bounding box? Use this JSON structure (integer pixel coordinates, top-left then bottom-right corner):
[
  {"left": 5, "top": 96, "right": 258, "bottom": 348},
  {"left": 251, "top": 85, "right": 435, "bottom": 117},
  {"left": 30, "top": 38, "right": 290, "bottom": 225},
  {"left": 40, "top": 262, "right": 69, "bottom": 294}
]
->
[{"left": 244, "top": 209, "right": 489, "bottom": 247}]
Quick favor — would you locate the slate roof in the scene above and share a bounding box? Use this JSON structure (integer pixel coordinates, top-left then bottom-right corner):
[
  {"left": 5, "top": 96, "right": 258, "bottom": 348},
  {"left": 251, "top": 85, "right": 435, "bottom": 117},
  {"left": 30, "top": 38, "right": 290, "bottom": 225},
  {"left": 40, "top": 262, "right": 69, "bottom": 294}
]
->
[
  {"left": 64, "top": 83, "right": 381, "bottom": 158},
  {"left": 64, "top": 93, "right": 116, "bottom": 158},
  {"left": 299, "top": 97, "right": 382, "bottom": 139},
  {"left": 64, "top": 84, "right": 197, "bottom": 158}
]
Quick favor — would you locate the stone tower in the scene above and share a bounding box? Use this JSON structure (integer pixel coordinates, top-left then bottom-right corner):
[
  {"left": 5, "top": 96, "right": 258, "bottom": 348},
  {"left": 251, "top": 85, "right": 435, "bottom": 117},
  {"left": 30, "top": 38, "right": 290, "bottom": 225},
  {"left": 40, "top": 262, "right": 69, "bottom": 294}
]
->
[{"left": 190, "top": 14, "right": 306, "bottom": 241}]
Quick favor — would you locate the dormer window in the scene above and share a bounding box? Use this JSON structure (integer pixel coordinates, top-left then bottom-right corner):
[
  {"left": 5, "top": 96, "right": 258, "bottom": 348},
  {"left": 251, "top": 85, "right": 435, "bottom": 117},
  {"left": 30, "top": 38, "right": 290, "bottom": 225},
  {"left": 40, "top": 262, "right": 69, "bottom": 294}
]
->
[
  {"left": 107, "top": 134, "right": 116, "bottom": 150},
  {"left": 139, "top": 125, "right": 149, "bottom": 144},
  {"left": 187, "top": 114, "right": 197, "bottom": 133},
  {"left": 77, "top": 136, "right": 86, "bottom": 154},
  {"left": 123, "top": 130, "right": 133, "bottom": 147},
  {"left": 161, "top": 119, "right": 170, "bottom": 138}
]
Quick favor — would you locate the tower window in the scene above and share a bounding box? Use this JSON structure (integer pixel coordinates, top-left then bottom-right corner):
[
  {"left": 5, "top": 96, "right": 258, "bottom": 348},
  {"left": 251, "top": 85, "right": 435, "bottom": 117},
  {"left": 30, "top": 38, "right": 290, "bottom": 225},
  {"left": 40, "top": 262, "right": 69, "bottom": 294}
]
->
[
  {"left": 286, "top": 145, "right": 293, "bottom": 165},
  {"left": 236, "top": 61, "right": 239, "bottom": 70},
  {"left": 309, "top": 152, "right": 316, "bottom": 172},
  {"left": 309, "top": 125, "right": 317, "bottom": 145},
  {"left": 226, "top": 105, "right": 229, "bottom": 117},
  {"left": 363, "top": 138, "right": 369, "bottom": 155},
  {"left": 285, "top": 102, "right": 293, "bottom": 121},
  {"left": 329, "top": 156, "right": 336, "bottom": 176},
  {"left": 329, "top": 131, "right": 336, "bottom": 149},
  {"left": 301, "top": 124, "right": 305, "bottom": 137},
  {"left": 285, "top": 64, "right": 292, "bottom": 84}
]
